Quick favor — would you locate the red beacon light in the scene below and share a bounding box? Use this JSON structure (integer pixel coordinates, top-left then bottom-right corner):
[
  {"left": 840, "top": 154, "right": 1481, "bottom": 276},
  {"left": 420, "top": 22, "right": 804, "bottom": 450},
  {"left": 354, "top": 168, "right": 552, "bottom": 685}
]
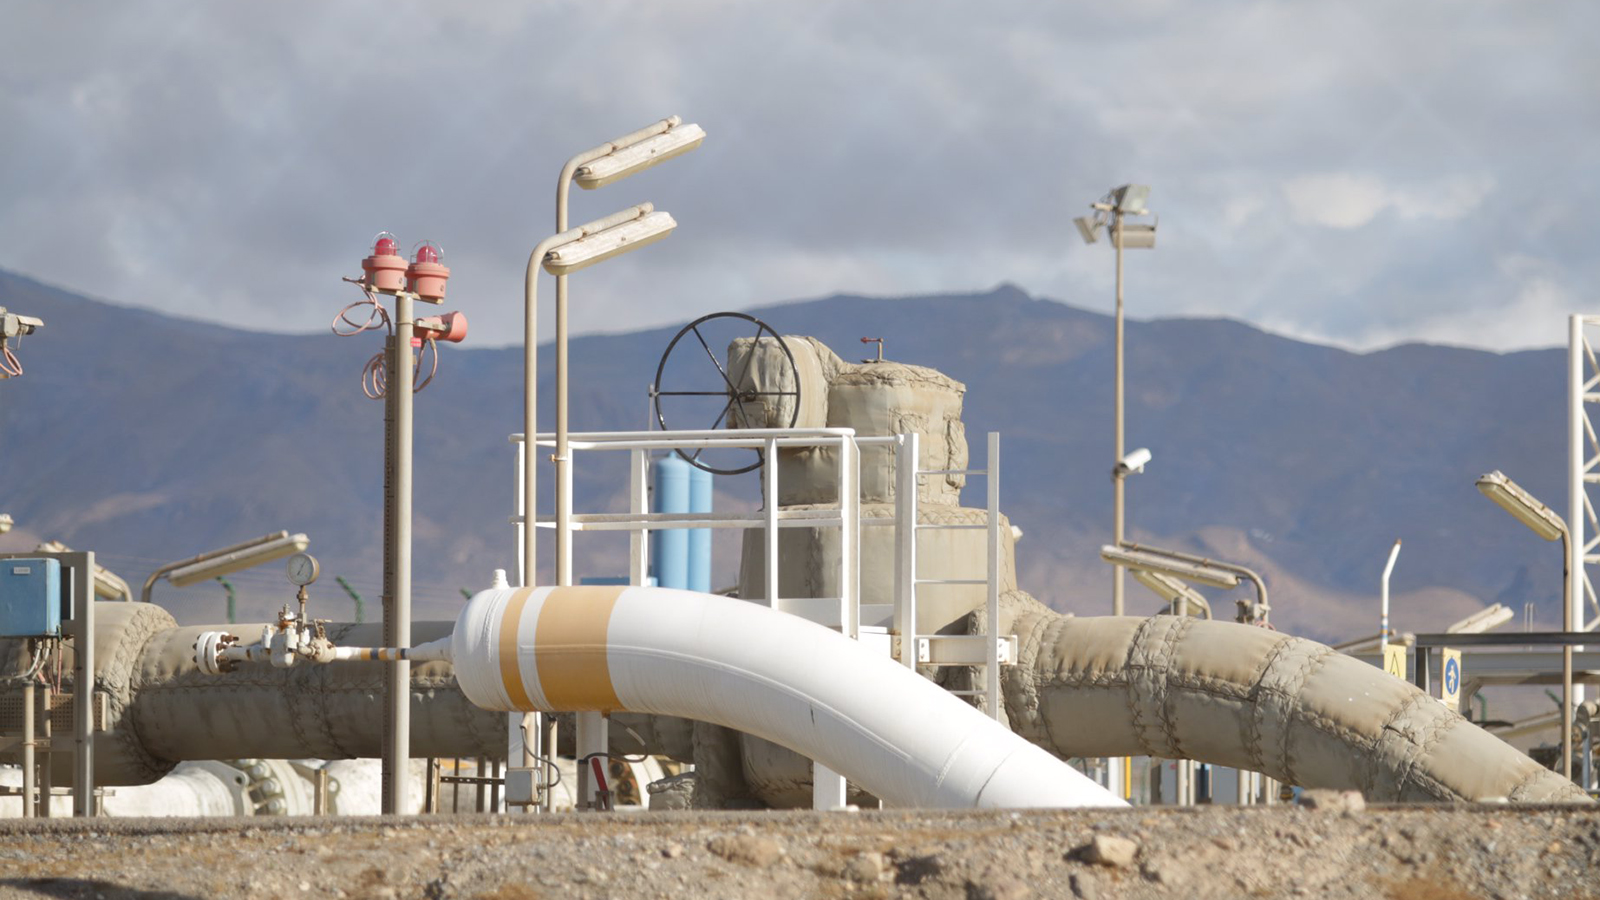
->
[
  {"left": 406, "top": 241, "right": 450, "bottom": 303},
  {"left": 360, "top": 232, "right": 408, "bottom": 293}
]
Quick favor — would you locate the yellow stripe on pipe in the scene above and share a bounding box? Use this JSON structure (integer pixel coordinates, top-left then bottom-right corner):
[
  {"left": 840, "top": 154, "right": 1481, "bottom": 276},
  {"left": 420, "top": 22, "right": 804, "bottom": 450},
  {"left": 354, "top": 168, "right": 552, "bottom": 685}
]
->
[
  {"left": 497, "top": 587, "right": 537, "bottom": 709},
  {"left": 535, "top": 586, "right": 625, "bottom": 711}
]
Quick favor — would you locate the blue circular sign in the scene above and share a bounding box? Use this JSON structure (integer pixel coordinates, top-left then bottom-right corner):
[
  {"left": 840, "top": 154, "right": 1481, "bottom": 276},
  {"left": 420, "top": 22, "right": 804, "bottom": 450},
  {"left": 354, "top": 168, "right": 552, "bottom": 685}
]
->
[{"left": 1443, "top": 657, "right": 1460, "bottom": 695}]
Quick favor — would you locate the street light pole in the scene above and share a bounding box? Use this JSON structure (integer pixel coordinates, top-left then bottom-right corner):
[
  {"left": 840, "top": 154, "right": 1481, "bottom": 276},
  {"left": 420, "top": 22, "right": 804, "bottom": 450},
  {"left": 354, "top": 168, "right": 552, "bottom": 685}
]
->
[
  {"left": 523, "top": 202, "right": 681, "bottom": 810},
  {"left": 1476, "top": 469, "right": 1574, "bottom": 780},
  {"left": 1076, "top": 186, "right": 1154, "bottom": 618},
  {"left": 1113, "top": 208, "right": 1126, "bottom": 617},
  {"left": 554, "top": 116, "right": 692, "bottom": 586}
]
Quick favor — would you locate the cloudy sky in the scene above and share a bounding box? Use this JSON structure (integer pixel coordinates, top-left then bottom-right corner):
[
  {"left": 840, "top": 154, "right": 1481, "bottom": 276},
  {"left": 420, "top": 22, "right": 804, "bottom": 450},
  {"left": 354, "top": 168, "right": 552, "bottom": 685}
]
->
[{"left": 3, "top": 1, "right": 1595, "bottom": 352}]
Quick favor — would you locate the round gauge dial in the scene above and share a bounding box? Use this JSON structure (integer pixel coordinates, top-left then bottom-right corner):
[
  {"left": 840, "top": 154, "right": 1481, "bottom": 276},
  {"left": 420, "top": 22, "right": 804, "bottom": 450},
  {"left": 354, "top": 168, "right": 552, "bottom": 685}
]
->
[{"left": 286, "top": 552, "right": 320, "bottom": 587}]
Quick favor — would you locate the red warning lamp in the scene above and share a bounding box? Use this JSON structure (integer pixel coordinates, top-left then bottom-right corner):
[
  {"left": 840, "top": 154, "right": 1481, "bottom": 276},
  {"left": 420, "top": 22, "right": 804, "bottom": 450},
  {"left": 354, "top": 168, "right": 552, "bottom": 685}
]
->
[
  {"left": 406, "top": 241, "right": 450, "bottom": 303},
  {"left": 361, "top": 232, "right": 408, "bottom": 293}
]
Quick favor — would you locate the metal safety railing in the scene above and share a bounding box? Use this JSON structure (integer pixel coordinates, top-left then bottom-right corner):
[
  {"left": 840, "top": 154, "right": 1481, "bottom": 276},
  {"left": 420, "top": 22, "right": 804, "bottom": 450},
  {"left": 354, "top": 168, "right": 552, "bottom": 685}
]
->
[
  {"left": 510, "top": 427, "right": 871, "bottom": 634},
  {"left": 508, "top": 426, "right": 1012, "bottom": 710},
  {"left": 892, "top": 432, "right": 1010, "bottom": 721}
]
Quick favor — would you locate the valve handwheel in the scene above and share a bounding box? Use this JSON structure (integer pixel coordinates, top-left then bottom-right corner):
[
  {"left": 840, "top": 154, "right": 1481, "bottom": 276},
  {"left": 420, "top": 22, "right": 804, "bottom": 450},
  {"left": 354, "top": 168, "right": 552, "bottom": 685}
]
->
[{"left": 651, "top": 312, "right": 800, "bottom": 475}]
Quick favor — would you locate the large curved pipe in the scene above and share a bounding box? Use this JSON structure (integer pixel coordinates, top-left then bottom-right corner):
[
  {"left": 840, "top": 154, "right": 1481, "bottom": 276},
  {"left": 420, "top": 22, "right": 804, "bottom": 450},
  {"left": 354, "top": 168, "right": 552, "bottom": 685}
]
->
[
  {"left": 1006, "top": 610, "right": 1588, "bottom": 803},
  {"left": 451, "top": 585, "right": 1124, "bottom": 809}
]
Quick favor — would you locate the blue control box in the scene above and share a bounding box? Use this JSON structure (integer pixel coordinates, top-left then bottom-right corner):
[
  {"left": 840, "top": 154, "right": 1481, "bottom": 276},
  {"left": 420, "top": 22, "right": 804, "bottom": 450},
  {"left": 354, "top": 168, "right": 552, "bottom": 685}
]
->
[{"left": 0, "top": 558, "right": 62, "bottom": 638}]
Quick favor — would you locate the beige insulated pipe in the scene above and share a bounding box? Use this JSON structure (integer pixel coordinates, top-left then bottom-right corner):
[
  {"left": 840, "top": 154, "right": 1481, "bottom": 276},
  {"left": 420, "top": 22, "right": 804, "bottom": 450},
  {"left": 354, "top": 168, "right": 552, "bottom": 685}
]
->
[{"left": 1005, "top": 611, "right": 1589, "bottom": 803}]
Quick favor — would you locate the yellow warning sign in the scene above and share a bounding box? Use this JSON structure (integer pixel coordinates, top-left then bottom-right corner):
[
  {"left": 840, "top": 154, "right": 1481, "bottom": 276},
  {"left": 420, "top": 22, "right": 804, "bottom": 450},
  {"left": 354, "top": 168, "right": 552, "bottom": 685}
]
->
[{"left": 1383, "top": 644, "right": 1407, "bottom": 681}]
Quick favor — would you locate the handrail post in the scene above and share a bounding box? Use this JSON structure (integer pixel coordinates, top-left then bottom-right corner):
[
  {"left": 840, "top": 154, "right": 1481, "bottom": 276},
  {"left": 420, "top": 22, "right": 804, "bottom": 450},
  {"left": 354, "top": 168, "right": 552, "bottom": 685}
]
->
[
  {"left": 985, "top": 432, "right": 1001, "bottom": 721},
  {"left": 895, "top": 433, "right": 919, "bottom": 668},
  {"left": 764, "top": 437, "right": 779, "bottom": 608}
]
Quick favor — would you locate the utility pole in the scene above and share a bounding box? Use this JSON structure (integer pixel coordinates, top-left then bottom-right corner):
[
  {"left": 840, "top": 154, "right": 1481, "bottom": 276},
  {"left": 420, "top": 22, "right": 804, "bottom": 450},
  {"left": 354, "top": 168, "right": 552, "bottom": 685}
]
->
[
  {"left": 381, "top": 287, "right": 415, "bottom": 815},
  {"left": 353, "top": 233, "right": 453, "bottom": 816}
]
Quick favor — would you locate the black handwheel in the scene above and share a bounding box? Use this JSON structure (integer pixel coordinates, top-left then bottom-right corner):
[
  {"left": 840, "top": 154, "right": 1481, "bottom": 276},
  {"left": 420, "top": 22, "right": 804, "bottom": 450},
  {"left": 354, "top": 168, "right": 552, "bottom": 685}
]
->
[{"left": 651, "top": 311, "right": 800, "bottom": 475}]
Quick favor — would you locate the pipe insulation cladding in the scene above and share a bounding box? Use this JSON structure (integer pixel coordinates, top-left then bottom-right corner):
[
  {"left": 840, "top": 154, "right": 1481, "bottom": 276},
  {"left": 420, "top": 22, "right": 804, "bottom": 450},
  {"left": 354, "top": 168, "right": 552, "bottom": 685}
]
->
[
  {"left": 452, "top": 585, "right": 1125, "bottom": 809},
  {"left": 1005, "top": 610, "right": 1590, "bottom": 804}
]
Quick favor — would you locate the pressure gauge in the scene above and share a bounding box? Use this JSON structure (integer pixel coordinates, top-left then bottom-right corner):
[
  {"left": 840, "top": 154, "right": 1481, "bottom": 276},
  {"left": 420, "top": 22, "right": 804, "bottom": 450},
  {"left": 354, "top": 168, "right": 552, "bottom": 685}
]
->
[{"left": 286, "top": 552, "right": 320, "bottom": 587}]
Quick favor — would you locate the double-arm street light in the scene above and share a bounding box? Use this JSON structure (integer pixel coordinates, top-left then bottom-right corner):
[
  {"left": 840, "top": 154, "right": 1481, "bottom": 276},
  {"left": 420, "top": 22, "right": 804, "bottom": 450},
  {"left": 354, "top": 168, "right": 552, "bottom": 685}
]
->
[
  {"left": 1076, "top": 185, "right": 1157, "bottom": 616},
  {"left": 1476, "top": 469, "right": 1574, "bottom": 780}
]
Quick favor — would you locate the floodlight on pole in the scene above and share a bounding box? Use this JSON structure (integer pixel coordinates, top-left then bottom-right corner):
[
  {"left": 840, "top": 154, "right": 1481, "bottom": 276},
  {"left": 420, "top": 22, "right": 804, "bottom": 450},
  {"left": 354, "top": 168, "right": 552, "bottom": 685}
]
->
[
  {"left": 1112, "top": 184, "right": 1150, "bottom": 213},
  {"left": 1078, "top": 184, "right": 1157, "bottom": 618},
  {"left": 140, "top": 531, "right": 309, "bottom": 603},
  {"left": 1474, "top": 469, "right": 1574, "bottom": 780},
  {"left": 0, "top": 513, "right": 11, "bottom": 534}
]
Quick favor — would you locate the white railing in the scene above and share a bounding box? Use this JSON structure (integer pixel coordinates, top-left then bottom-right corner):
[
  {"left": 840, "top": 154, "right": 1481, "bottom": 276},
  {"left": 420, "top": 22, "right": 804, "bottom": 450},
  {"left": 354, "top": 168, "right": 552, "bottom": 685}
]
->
[{"left": 892, "top": 432, "right": 1009, "bottom": 720}]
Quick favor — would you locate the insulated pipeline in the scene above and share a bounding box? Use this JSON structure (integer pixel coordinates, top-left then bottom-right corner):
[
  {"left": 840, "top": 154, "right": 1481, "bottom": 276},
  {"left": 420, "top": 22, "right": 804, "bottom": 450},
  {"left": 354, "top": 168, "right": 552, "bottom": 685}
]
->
[
  {"left": 1006, "top": 611, "right": 1589, "bottom": 803},
  {"left": 451, "top": 585, "right": 1124, "bottom": 809}
]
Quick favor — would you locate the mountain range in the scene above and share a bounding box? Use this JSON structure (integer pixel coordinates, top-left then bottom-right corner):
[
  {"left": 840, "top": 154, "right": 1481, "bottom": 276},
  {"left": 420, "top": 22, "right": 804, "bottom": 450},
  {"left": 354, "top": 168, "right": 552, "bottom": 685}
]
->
[{"left": 0, "top": 269, "right": 1576, "bottom": 643}]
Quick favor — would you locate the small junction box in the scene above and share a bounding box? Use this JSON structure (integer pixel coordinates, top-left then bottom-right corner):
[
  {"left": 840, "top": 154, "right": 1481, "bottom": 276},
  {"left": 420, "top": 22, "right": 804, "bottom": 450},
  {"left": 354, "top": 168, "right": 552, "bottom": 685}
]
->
[{"left": 0, "top": 557, "right": 61, "bottom": 637}]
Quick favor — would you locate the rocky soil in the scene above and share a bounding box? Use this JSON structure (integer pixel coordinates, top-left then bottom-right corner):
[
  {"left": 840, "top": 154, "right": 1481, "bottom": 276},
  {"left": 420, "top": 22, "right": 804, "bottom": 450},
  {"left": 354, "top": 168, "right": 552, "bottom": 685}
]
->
[{"left": 0, "top": 803, "right": 1597, "bottom": 900}]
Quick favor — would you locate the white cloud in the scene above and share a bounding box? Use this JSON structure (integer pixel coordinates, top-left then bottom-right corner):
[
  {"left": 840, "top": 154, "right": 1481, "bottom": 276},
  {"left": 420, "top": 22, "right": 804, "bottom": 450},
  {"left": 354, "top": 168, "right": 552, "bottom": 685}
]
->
[
  {"left": 1396, "top": 174, "right": 1497, "bottom": 221},
  {"left": 1283, "top": 173, "right": 1390, "bottom": 228},
  {"left": 1282, "top": 172, "right": 1495, "bottom": 230}
]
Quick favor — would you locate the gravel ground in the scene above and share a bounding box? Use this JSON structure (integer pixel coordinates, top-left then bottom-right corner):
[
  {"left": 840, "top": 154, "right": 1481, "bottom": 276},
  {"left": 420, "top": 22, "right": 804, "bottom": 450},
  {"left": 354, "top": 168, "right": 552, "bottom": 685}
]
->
[{"left": 0, "top": 804, "right": 1597, "bottom": 900}]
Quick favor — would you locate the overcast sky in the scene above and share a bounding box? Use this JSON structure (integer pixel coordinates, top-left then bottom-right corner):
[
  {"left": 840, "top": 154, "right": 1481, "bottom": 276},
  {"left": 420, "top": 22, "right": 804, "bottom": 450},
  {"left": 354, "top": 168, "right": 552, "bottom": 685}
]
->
[{"left": 3, "top": 1, "right": 1596, "bottom": 352}]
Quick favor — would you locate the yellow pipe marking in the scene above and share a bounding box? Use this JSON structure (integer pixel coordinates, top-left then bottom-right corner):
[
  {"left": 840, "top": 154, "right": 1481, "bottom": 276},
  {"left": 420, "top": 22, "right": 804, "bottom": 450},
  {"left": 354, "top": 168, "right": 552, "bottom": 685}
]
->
[
  {"left": 535, "top": 586, "right": 625, "bottom": 711},
  {"left": 496, "top": 587, "right": 537, "bottom": 709}
]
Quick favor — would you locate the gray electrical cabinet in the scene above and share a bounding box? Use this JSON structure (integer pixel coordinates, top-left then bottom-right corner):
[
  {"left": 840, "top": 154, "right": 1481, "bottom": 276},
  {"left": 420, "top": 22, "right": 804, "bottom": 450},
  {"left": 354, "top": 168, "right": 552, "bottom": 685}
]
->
[{"left": 0, "top": 557, "right": 62, "bottom": 637}]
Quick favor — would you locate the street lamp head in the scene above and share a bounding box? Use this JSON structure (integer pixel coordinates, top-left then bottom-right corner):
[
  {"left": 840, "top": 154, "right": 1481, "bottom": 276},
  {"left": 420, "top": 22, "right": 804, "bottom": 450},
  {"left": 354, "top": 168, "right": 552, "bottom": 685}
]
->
[
  {"left": 1074, "top": 216, "right": 1102, "bottom": 245},
  {"left": 1100, "top": 544, "right": 1243, "bottom": 590},
  {"left": 164, "top": 532, "right": 311, "bottom": 587},
  {"left": 1476, "top": 470, "right": 1566, "bottom": 542},
  {"left": 575, "top": 122, "right": 706, "bottom": 190},
  {"left": 1111, "top": 184, "right": 1151, "bottom": 213},
  {"left": 1113, "top": 219, "right": 1157, "bottom": 250},
  {"left": 542, "top": 209, "right": 677, "bottom": 276}
]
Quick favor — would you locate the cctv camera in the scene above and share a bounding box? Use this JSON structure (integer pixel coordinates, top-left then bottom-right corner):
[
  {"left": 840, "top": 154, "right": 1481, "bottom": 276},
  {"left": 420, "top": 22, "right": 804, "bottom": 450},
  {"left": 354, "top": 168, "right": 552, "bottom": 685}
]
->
[
  {"left": 0, "top": 311, "right": 42, "bottom": 338},
  {"left": 1112, "top": 447, "right": 1152, "bottom": 479}
]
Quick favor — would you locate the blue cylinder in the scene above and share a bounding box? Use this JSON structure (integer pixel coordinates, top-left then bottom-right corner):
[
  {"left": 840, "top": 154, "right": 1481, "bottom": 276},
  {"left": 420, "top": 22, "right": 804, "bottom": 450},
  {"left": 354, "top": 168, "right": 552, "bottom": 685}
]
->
[
  {"left": 650, "top": 456, "right": 691, "bottom": 590},
  {"left": 687, "top": 465, "right": 713, "bottom": 593}
]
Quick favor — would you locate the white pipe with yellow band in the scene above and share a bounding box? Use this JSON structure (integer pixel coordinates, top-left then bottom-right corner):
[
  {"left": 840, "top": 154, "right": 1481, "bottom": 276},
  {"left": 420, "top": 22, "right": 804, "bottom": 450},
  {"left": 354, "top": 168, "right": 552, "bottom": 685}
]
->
[{"left": 450, "top": 584, "right": 1124, "bottom": 809}]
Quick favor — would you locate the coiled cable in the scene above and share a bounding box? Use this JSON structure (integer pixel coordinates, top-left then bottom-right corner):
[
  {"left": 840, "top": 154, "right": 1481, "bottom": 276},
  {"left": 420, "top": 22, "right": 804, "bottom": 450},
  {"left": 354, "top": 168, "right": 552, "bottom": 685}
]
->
[{"left": 333, "top": 279, "right": 440, "bottom": 399}]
